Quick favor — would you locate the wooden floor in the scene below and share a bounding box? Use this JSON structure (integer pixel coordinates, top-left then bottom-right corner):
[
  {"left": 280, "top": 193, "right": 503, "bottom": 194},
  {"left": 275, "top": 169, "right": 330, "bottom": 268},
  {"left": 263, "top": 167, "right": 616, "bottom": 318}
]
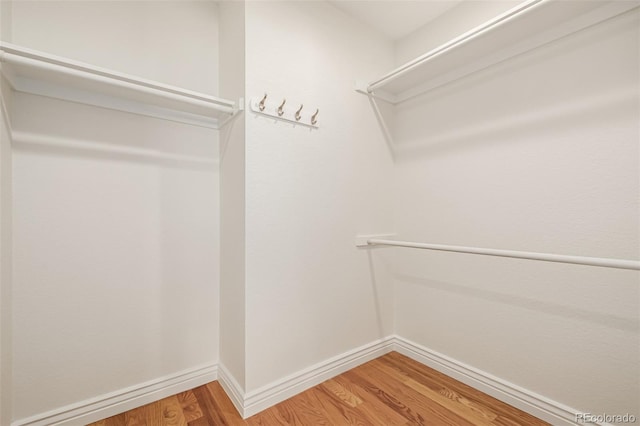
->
[{"left": 90, "top": 352, "right": 548, "bottom": 425}]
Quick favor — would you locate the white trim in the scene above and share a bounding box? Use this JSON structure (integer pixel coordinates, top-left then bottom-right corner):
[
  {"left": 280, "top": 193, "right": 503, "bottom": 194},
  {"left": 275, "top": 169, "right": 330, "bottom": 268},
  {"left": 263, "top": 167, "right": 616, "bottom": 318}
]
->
[
  {"left": 0, "top": 42, "right": 236, "bottom": 111},
  {"left": 240, "top": 336, "right": 395, "bottom": 418},
  {"left": 213, "top": 336, "right": 592, "bottom": 425},
  {"left": 364, "top": 0, "right": 639, "bottom": 98},
  {"left": 354, "top": 233, "right": 396, "bottom": 248},
  {"left": 11, "top": 363, "right": 218, "bottom": 426},
  {"left": 234, "top": 336, "right": 586, "bottom": 424},
  {"left": 217, "top": 363, "right": 245, "bottom": 417},
  {"left": 0, "top": 42, "right": 239, "bottom": 129},
  {"left": 0, "top": 76, "right": 12, "bottom": 136},
  {"left": 8, "top": 338, "right": 605, "bottom": 425},
  {"left": 392, "top": 336, "right": 582, "bottom": 426}
]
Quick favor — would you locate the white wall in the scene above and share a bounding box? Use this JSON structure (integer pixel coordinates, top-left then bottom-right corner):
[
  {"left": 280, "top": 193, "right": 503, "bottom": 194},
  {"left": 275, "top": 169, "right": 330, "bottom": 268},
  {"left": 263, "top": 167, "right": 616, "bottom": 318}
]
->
[
  {"left": 3, "top": 0, "right": 637, "bottom": 423},
  {"left": 10, "top": 0, "right": 218, "bottom": 95},
  {"left": 9, "top": 1, "right": 221, "bottom": 421},
  {"left": 219, "top": 1, "right": 247, "bottom": 391},
  {"left": 243, "top": 1, "right": 396, "bottom": 392},
  {"left": 392, "top": 5, "right": 639, "bottom": 419},
  {"left": 0, "top": 91, "right": 12, "bottom": 426},
  {"left": 0, "top": 62, "right": 14, "bottom": 426},
  {"left": 394, "top": 0, "right": 521, "bottom": 65},
  {"left": 0, "top": 0, "right": 10, "bottom": 42},
  {"left": 1, "top": 3, "right": 14, "bottom": 423}
]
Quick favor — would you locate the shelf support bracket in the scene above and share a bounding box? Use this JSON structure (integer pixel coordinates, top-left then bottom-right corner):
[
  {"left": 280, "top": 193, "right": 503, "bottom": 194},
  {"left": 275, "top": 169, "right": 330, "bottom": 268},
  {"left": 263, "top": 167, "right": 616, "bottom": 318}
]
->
[{"left": 354, "top": 80, "right": 398, "bottom": 105}]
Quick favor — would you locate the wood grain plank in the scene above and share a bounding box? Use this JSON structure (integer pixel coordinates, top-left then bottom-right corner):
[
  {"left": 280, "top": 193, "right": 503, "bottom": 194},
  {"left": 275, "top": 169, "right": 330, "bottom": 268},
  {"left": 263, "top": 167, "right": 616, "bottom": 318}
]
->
[
  {"left": 383, "top": 352, "right": 549, "bottom": 426},
  {"left": 90, "top": 415, "right": 126, "bottom": 426},
  {"left": 315, "top": 383, "right": 388, "bottom": 425},
  {"left": 331, "top": 372, "right": 411, "bottom": 425},
  {"left": 245, "top": 407, "right": 292, "bottom": 426},
  {"left": 343, "top": 369, "right": 431, "bottom": 425},
  {"left": 272, "top": 397, "right": 310, "bottom": 425},
  {"left": 276, "top": 388, "right": 333, "bottom": 425},
  {"left": 320, "top": 378, "right": 363, "bottom": 408},
  {"left": 358, "top": 360, "right": 476, "bottom": 426},
  {"left": 372, "top": 357, "right": 497, "bottom": 425},
  {"left": 158, "top": 395, "right": 188, "bottom": 426},
  {"left": 177, "top": 390, "right": 204, "bottom": 422},
  {"left": 405, "top": 376, "right": 496, "bottom": 425},
  {"left": 125, "top": 400, "right": 164, "bottom": 426},
  {"left": 192, "top": 384, "right": 228, "bottom": 425},
  {"left": 305, "top": 387, "right": 353, "bottom": 424},
  {"left": 186, "top": 417, "right": 210, "bottom": 426},
  {"left": 206, "top": 381, "right": 245, "bottom": 425},
  {"left": 123, "top": 405, "right": 147, "bottom": 426}
]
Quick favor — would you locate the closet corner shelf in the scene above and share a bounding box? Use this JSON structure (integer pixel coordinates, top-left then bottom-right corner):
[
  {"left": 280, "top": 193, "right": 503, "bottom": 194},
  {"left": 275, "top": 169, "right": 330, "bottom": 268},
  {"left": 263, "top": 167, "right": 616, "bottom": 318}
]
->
[
  {"left": 357, "top": 0, "right": 640, "bottom": 105},
  {"left": 0, "top": 42, "right": 241, "bottom": 129}
]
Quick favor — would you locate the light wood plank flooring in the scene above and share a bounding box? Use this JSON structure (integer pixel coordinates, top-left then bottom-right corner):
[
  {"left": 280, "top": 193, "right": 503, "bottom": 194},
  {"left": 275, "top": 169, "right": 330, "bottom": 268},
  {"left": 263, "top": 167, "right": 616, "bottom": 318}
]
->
[{"left": 90, "top": 352, "right": 549, "bottom": 425}]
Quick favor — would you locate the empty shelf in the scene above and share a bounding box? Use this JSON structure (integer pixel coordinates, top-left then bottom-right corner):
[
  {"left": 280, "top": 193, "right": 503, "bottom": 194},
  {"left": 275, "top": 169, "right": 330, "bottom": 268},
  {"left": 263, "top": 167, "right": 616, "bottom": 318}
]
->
[
  {"left": 358, "top": 0, "right": 640, "bottom": 104},
  {"left": 0, "top": 42, "right": 240, "bottom": 129}
]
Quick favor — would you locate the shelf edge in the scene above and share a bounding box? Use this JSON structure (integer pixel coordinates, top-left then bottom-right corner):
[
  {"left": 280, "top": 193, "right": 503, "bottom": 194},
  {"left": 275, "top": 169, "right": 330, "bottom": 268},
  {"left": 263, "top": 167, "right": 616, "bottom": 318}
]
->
[
  {"left": 0, "top": 42, "right": 238, "bottom": 124},
  {"left": 367, "top": 0, "right": 546, "bottom": 92},
  {"left": 364, "top": 0, "right": 640, "bottom": 99}
]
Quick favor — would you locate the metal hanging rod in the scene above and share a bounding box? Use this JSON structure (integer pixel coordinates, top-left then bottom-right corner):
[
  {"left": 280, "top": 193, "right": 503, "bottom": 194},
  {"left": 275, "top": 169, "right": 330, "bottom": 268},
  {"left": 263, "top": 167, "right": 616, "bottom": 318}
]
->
[{"left": 360, "top": 238, "right": 640, "bottom": 271}]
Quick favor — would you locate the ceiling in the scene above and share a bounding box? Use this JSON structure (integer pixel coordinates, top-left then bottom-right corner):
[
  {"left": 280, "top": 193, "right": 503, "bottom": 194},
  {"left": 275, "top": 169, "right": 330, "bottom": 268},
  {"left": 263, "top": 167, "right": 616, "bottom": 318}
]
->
[{"left": 328, "top": 1, "right": 463, "bottom": 40}]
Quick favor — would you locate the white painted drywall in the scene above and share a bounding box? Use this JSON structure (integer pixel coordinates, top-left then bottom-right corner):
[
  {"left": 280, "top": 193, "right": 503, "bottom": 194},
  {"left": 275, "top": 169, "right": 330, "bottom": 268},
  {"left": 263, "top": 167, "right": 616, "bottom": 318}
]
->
[
  {"left": 243, "top": 1, "right": 396, "bottom": 392},
  {"left": 10, "top": 0, "right": 219, "bottom": 95},
  {"left": 219, "top": 1, "right": 247, "bottom": 391},
  {"left": 0, "top": 75, "right": 13, "bottom": 426},
  {"left": 9, "top": 1, "right": 221, "bottom": 421},
  {"left": 11, "top": 93, "right": 221, "bottom": 422},
  {"left": 392, "top": 5, "right": 639, "bottom": 419},
  {"left": 394, "top": 0, "right": 522, "bottom": 66},
  {"left": 4, "top": 0, "right": 636, "bottom": 423},
  {"left": 0, "top": 0, "right": 10, "bottom": 43},
  {"left": 1, "top": 5, "right": 13, "bottom": 423}
]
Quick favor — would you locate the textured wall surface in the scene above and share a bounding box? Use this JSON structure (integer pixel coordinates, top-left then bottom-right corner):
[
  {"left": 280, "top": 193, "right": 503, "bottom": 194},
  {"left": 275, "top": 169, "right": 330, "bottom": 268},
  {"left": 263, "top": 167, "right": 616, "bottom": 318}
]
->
[
  {"left": 8, "top": 2, "right": 221, "bottom": 421},
  {"left": 392, "top": 6, "right": 639, "bottom": 418},
  {"left": 243, "top": 0, "right": 396, "bottom": 393}
]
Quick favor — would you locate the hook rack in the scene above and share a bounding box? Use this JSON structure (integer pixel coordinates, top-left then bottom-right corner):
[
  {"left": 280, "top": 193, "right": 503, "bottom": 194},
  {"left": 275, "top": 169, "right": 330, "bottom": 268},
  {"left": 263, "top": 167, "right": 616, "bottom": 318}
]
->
[{"left": 250, "top": 93, "right": 319, "bottom": 128}]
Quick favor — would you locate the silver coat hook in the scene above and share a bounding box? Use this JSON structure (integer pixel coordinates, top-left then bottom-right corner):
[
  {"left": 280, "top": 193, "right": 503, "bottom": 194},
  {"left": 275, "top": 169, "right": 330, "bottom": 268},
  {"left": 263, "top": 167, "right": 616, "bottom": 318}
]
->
[
  {"left": 295, "top": 104, "right": 303, "bottom": 121},
  {"left": 277, "top": 99, "right": 286, "bottom": 116},
  {"left": 311, "top": 109, "right": 319, "bottom": 125},
  {"left": 259, "top": 93, "right": 267, "bottom": 111}
]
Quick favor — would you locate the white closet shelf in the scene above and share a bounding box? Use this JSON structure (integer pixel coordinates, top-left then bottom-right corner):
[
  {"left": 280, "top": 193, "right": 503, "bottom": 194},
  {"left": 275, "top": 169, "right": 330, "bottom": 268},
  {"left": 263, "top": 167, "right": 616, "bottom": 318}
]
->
[
  {"left": 0, "top": 42, "right": 242, "bottom": 129},
  {"left": 356, "top": 0, "right": 640, "bottom": 104}
]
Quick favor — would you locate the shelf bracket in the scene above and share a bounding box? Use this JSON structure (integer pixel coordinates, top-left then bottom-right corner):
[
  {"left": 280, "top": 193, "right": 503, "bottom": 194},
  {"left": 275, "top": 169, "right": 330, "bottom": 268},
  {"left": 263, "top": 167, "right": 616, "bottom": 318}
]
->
[
  {"left": 354, "top": 80, "right": 398, "bottom": 105},
  {"left": 355, "top": 234, "right": 397, "bottom": 248},
  {"left": 217, "top": 97, "right": 245, "bottom": 130}
]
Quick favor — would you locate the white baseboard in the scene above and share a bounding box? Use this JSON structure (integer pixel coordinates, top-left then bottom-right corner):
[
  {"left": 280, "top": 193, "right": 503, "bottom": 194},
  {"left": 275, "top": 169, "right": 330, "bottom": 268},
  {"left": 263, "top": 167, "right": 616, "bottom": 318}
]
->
[
  {"left": 218, "top": 336, "right": 395, "bottom": 419},
  {"left": 242, "top": 336, "right": 395, "bottom": 418},
  {"left": 217, "top": 363, "right": 245, "bottom": 417},
  {"left": 213, "top": 336, "right": 583, "bottom": 424},
  {"left": 11, "top": 363, "right": 218, "bottom": 426},
  {"left": 391, "top": 335, "right": 582, "bottom": 426},
  {"left": 10, "top": 337, "right": 589, "bottom": 425}
]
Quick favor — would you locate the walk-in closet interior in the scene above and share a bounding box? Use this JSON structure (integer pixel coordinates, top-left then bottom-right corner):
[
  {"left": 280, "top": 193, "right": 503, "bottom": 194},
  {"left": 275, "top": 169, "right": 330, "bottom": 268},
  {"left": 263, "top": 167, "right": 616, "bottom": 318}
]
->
[{"left": 0, "top": 0, "right": 638, "bottom": 425}]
